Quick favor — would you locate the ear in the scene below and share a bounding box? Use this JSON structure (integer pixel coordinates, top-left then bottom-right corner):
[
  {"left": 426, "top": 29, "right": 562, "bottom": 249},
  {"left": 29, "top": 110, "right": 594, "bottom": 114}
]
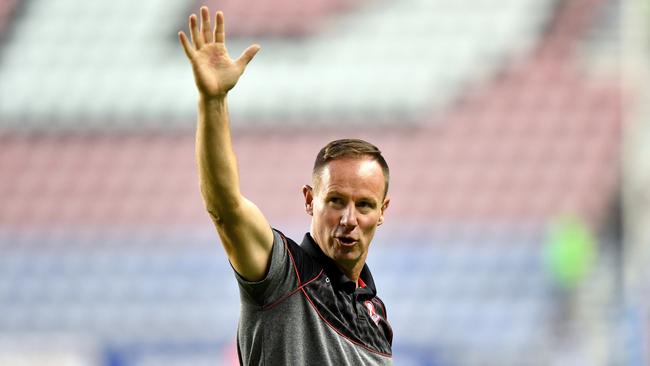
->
[
  {"left": 302, "top": 185, "right": 314, "bottom": 216},
  {"left": 377, "top": 197, "right": 390, "bottom": 226}
]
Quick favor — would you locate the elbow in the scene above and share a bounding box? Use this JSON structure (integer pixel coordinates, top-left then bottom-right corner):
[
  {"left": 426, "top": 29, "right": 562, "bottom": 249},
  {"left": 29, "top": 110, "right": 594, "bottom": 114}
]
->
[
  {"left": 203, "top": 196, "right": 244, "bottom": 226},
  {"left": 206, "top": 206, "right": 225, "bottom": 225},
  {"left": 198, "top": 180, "right": 247, "bottom": 226}
]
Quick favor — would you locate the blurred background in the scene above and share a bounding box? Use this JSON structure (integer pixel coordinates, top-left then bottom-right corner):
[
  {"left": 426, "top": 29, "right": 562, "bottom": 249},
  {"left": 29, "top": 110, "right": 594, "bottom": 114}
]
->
[{"left": 0, "top": 0, "right": 646, "bottom": 365}]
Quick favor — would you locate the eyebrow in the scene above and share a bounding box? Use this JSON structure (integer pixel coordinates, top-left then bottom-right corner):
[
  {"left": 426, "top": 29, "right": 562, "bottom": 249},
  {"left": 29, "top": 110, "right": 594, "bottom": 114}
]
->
[
  {"left": 324, "top": 190, "right": 345, "bottom": 199},
  {"left": 326, "top": 190, "right": 379, "bottom": 204}
]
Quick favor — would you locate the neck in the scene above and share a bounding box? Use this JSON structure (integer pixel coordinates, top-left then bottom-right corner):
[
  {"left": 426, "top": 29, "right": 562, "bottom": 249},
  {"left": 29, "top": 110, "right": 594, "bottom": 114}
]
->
[{"left": 336, "top": 262, "right": 363, "bottom": 285}]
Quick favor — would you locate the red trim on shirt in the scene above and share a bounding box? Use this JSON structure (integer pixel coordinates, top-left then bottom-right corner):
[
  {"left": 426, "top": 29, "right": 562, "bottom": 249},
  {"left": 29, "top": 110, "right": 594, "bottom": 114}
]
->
[{"left": 358, "top": 278, "right": 366, "bottom": 288}]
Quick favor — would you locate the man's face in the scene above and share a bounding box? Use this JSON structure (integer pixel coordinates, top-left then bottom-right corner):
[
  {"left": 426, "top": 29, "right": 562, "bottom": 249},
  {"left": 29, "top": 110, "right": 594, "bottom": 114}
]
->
[{"left": 303, "top": 156, "right": 389, "bottom": 275}]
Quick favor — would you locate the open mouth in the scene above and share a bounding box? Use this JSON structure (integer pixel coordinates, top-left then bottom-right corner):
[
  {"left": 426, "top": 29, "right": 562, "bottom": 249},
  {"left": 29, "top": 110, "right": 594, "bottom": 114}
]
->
[{"left": 336, "top": 237, "right": 357, "bottom": 246}]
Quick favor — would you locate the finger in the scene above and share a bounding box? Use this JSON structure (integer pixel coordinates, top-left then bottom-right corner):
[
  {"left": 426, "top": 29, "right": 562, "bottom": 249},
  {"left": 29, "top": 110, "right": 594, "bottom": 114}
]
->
[
  {"left": 236, "top": 44, "right": 261, "bottom": 69},
  {"left": 189, "top": 14, "right": 204, "bottom": 49},
  {"left": 214, "top": 11, "right": 225, "bottom": 43},
  {"left": 178, "top": 31, "right": 195, "bottom": 59},
  {"left": 200, "top": 6, "right": 213, "bottom": 43}
]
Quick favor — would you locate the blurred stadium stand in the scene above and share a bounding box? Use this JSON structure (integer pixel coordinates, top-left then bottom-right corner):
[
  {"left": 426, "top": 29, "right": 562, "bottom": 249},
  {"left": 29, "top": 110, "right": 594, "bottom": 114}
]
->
[
  {"left": 621, "top": 0, "right": 650, "bottom": 365},
  {"left": 0, "top": 0, "right": 639, "bottom": 365},
  {"left": 0, "top": 0, "right": 17, "bottom": 37},
  {"left": 0, "top": 0, "right": 552, "bottom": 127},
  {"left": 201, "top": 0, "right": 359, "bottom": 36}
]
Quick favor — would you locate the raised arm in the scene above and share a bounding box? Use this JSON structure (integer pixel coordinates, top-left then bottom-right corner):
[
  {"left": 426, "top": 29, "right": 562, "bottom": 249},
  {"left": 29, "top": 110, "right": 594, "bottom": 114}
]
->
[{"left": 179, "top": 7, "right": 273, "bottom": 281}]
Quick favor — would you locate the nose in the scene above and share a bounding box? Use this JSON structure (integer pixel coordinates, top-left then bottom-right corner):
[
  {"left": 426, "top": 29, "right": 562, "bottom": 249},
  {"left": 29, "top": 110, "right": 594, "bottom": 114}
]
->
[{"left": 339, "top": 203, "right": 358, "bottom": 228}]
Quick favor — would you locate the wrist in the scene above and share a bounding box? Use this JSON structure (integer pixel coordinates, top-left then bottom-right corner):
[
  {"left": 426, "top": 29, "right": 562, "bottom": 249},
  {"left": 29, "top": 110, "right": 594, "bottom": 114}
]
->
[{"left": 199, "top": 93, "right": 227, "bottom": 103}]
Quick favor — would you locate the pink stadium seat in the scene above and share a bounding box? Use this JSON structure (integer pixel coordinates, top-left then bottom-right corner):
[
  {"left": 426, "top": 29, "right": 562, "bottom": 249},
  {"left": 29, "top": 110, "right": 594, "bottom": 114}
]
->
[
  {"left": 0, "top": 63, "right": 622, "bottom": 230},
  {"left": 0, "top": 0, "right": 17, "bottom": 35}
]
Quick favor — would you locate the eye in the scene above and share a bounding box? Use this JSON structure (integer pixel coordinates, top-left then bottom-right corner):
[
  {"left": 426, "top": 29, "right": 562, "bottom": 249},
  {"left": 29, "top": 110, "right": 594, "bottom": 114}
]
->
[
  {"left": 328, "top": 196, "right": 344, "bottom": 207},
  {"left": 357, "top": 200, "right": 375, "bottom": 211}
]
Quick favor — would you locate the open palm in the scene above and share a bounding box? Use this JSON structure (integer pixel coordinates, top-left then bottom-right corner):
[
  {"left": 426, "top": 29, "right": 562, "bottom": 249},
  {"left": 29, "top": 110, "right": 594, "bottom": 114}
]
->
[{"left": 179, "top": 7, "right": 260, "bottom": 98}]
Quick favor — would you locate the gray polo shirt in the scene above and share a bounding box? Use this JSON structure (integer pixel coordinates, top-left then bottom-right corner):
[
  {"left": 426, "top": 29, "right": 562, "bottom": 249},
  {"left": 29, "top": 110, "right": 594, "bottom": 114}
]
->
[{"left": 234, "top": 229, "right": 393, "bottom": 365}]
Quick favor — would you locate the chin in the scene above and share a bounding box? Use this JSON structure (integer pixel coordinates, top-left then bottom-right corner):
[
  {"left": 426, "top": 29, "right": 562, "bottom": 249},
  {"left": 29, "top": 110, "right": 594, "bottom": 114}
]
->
[{"left": 333, "top": 249, "right": 361, "bottom": 263}]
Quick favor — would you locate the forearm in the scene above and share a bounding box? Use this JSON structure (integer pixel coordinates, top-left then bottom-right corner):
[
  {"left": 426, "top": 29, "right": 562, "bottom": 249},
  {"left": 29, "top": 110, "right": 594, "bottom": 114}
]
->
[
  {"left": 195, "top": 95, "right": 242, "bottom": 221},
  {"left": 181, "top": 8, "right": 271, "bottom": 281}
]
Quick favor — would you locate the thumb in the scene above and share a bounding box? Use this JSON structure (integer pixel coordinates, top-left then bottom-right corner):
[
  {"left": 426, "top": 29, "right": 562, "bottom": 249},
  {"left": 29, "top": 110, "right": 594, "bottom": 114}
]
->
[{"left": 236, "top": 44, "right": 261, "bottom": 69}]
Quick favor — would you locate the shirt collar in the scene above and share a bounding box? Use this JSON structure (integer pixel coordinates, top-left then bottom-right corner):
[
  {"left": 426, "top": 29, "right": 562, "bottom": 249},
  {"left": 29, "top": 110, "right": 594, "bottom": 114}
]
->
[{"left": 301, "top": 233, "right": 377, "bottom": 297}]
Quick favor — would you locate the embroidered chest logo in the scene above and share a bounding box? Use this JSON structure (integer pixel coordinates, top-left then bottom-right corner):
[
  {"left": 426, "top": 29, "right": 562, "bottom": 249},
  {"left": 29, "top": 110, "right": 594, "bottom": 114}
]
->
[{"left": 364, "top": 300, "right": 381, "bottom": 326}]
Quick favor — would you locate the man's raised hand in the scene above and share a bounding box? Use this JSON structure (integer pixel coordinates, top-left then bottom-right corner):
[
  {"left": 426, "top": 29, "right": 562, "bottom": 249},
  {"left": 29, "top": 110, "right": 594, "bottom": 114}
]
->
[{"left": 179, "top": 7, "right": 260, "bottom": 99}]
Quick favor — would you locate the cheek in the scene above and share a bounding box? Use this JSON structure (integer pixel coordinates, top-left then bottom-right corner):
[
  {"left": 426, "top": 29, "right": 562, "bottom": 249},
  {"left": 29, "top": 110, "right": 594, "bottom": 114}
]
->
[
  {"left": 360, "top": 215, "right": 381, "bottom": 232},
  {"left": 323, "top": 209, "right": 341, "bottom": 225},
  {"left": 314, "top": 206, "right": 338, "bottom": 226}
]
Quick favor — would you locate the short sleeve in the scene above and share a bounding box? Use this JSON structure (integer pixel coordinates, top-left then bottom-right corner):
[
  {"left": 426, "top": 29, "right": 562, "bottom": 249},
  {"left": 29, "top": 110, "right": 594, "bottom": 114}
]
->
[{"left": 234, "top": 229, "right": 299, "bottom": 307}]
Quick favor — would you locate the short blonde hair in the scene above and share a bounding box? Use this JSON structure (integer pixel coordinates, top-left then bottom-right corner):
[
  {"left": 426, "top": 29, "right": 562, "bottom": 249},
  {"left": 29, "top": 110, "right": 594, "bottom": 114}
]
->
[{"left": 312, "top": 139, "right": 389, "bottom": 197}]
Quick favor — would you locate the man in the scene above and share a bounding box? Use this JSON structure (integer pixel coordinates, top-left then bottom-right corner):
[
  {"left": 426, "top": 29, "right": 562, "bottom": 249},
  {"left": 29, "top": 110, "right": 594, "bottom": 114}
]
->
[{"left": 179, "top": 7, "right": 393, "bottom": 365}]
